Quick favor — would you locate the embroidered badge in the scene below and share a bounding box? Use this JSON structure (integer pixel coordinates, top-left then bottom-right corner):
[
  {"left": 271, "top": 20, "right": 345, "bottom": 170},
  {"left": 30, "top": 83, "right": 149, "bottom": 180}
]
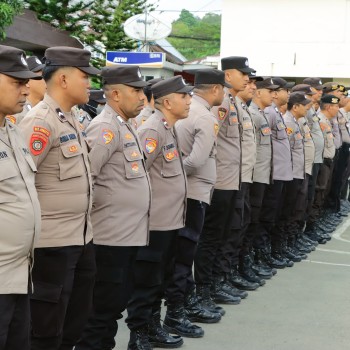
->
[
  {"left": 131, "top": 150, "right": 139, "bottom": 158},
  {"left": 69, "top": 145, "right": 78, "bottom": 153},
  {"left": 30, "top": 133, "right": 48, "bottom": 156},
  {"left": 286, "top": 127, "right": 293, "bottom": 135},
  {"left": 145, "top": 138, "right": 157, "bottom": 154},
  {"left": 214, "top": 123, "right": 219, "bottom": 136},
  {"left": 218, "top": 107, "right": 228, "bottom": 120},
  {"left": 165, "top": 151, "right": 175, "bottom": 161},
  {"left": 131, "top": 162, "right": 139, "bottom": 173},
  {"left": 230, "top": 116, "right": 238, "bottom": 124},
  {"left": 33, "top": 126, "right": 50, "bottom": 137},
  {"left": 6, "top": 115, "right": 17, "bottom": 124},
  {"left": 102, "top": 129, "right": 114, "bottom": 144},
  {"left": 125, "top": 133, "right": 133, "bottom": 140}
]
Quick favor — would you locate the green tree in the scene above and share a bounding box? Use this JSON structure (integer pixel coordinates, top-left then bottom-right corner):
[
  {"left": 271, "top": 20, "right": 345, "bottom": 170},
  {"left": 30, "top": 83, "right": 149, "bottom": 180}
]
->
[
  {"left": 0, "top": 0, "right": 24, "bottom": 40},
  {"left": 168, "top": 10, "right": 221, "bottom": 61}
]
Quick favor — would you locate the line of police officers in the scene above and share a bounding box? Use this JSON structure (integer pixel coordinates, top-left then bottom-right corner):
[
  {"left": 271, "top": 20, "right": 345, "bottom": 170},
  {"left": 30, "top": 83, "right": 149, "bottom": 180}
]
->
[{"left": 1, "top": 43, "right": 350, "bottom": 350}]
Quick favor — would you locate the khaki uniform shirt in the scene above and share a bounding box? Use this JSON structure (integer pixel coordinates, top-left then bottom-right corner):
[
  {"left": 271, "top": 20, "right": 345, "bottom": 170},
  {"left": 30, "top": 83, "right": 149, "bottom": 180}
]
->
[
  {"left": 176, "top": 94, "right": 218, "bottom": 204},
  {"left": 265, "top": 103, "right": 293, "bottom": 181},
  {"left": 236, "top": 96, "right": 256, "bottom": 183},
  {"left": 337, "top": 109, "right": 350, "bottom": 144},
  {"left": 6, "top": 102, "right": 32, "bottom": 125},
  {"left": 283, "top": 111, "right": 305, "bottom": 179},
  {"left": 20, "top": 94, "right": 93, "bottom": 248},
  {"left": 73, "top": 106, "right": 92, "bottom": 131},
  {"left": 135, "top": 105, "right": 154, "bottom": 128},
  {"left": 298, "top": 116, "right": 315, "bottom": 176},
  {"left": 138, "top": 109, "right": 187, "bottom": 231},
  {"left": 249, "top": 102, "right": 272, "bottom": 184},
  {"left": 0, "top": 120, "right": 40, "bottom": 293},
  {"left": 331, "top": 116, "right": 342, "bottom": 149},
  {"left": 211, "top": 92, "right": 241, "bottom": 190},
  {"left": 86, "top": 104, "right": 151, "bottom": 246},
  {"left": 318, "top": 112, "right": 335, "bottom": 160},
  {"left": 306, "top": 107, "right": 324, "bottom": 164}
]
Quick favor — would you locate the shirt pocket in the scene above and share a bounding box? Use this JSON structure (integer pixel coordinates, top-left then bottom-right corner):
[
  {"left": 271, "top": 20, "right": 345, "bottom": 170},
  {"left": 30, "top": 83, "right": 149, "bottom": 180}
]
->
[
  {"left": 226, "top": 114, "right": 240, "bottom": 138},
  {"left": 276, "top": 120, "right": 287, "bottom": 140},
  {"left": 0, "top": 160, "right": 19, "bottom": 203},
  {"left": 123, "top": 146, "right": 146, "bottom": 179},
  {"left": 325, "top": 131, "right": 334, "bottom": 148},
  {"left": 161, "top": 146, "right": 182, "bottom": 178},
  {"left": 259, "top": 124, "right": 271, "bottom": 145},
  {"left": 59, "top": 142, "right": 85, "bottom": 180}
]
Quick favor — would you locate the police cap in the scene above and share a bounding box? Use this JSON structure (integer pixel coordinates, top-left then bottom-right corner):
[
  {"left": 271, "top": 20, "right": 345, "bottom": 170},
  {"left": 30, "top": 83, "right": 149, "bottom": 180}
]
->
[
  {"left": 45, "top": 46, "right": 100, "bottom": 75},
  {"left": 221, "top": 56, "right": 255, "bottom": 74},
  {"left": 195, "top": 69, "right": 231, "bottom": 88},
  {"left": 101, "top": 65, "right": 148, "bottom": 87},
  {"left": 303, "top": 77, "right": 323, "bottom": 90},
  {"left": 249, "top": 71, "right": 264, "bottom": 81},
  {"left": 256, "top": 77, "right": 279, "bottom": 90},
  {"left": 291, "top": 84, "right": 316, "bottom": 95},
  {"left": 152, "top": 76, "right": 193, "bottom": 100},
  {"left": 147, "top": 77, "right": 163, "bottom": 86},
  {"left": 0, "top": 45, "right": 42, "bottom": 80},
  {"left": 288, "top": 92, "right": 311, "bottom": 106},
  {"left": 89, "top": 90, "right": 106, "bottom": 104},
  {"left": 272, "top": 77, "right": 295, "bottom": 89},
  {"left": 322, "top": 82, "right": 340, "bottom": 93},
  {"left": 27, "top": 56, "right": 44, "bottom": 72},
  {"left": 321, "top": 94, "right": 340, "bottom": 104}
]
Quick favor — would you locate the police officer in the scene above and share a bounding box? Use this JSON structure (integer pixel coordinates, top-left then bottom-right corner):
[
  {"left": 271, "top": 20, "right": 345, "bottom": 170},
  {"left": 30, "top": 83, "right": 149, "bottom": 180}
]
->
[
  {"left": 280, "top": 92, "right": 310, "bottom": 261},
  {"left": 311, "top": 94, "right": 340, "bottom": 238},
  {"left": 6, "top": 56, "right": 46, "bottom": 125},
  {"left": 301, "top": 78, "right": 327, "bottom": 244},
  {"left": 260, "top": 77, "right": 295, "bottom": 268},
  {"left": 75, "top": 66, "right": 151, "bottom": 350},
  {"left": 0, "top": 45, "right": 41, "bottom": 350},
  {"left": 246, "top": 77, "right": 278, "bottom": 276},
  {"left": 289, "top": 84, "right": 316, "bottom": 253},
  {"left": 135, "top": 77, "right": 163, "bottom": 128},
  {"left": 164, "top": 69, "right": 228, "bottom": 337},
  {"left": 126, "top": 76, "right": 191, "bottom": 350},
  {"left": 20, "top": 47, "right": 100, "bottom": 350}
]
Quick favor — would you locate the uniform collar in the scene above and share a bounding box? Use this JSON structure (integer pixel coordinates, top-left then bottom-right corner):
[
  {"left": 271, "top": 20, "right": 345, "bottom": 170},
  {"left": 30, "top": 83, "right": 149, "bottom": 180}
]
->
[
  {"left": 154, "top": 109, "right": 171, "bottom": 129},
  {"left": 43, "top": 94, "right": 72, "bottom": 123},
  {"left": 193, "top": 94, "right": 211, "bottom": 111}
]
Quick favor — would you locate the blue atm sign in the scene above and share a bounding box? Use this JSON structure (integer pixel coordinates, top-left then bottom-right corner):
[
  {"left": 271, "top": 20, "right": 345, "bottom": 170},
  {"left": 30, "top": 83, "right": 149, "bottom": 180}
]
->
[{"left": 106, "top": 52, "right": 165, "bottom": 68}]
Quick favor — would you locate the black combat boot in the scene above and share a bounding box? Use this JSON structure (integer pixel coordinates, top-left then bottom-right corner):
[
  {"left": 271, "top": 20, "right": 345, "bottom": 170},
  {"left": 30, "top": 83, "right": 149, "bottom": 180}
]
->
[
  {"left": 222, "top": 274, "right": 248, "bottom": 299},
  {"left": 271, "top": 243, "right": 294, "bottom": 267},
  {"left": 184, "top": 288, "right": 221, "bottom": 324},
  {"left": 249, "top": 249, "right": 273, "bottom": 279},
  {"left": 163, "top": 303, "right": 204, "bottom": 338},
  {"left": 196, "top": 284, "right": 225, "bottom": 316},
  {"left": 148, "top": 310, "right": 184, "bottom": 348},
  {"left": 128, "top": 327, "right": 153, "bottom": 350},
  {"left": 239, "top": 255, "right": 266, "bottom": 286},
  {"left": 229, "top": 266, "right": 259, "bottom": 291},
  {"left": 254, "top": 248, "right": 277, "bottom": 275},
  {"left": 211, "top": 277, "right": 241, "bottom": 304}
]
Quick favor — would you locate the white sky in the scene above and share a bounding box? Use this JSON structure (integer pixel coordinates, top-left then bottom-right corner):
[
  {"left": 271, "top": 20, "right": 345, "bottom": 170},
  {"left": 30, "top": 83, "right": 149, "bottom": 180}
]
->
[{"left": 148, "top": 0, "right": 222, "bottom": 22}]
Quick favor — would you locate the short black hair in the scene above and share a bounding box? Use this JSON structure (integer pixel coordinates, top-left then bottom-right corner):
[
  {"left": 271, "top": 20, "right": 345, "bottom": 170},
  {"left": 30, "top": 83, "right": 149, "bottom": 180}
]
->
[
  {"left": 143, "top": 85, "right": 153, "bottom": 103},
  {"left": 42, "top": 66, "right": 70, "bottom": 82}
]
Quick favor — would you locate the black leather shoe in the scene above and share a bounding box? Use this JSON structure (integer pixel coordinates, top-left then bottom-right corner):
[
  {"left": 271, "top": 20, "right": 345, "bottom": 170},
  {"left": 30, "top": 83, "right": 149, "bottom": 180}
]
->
[
  {"left": 128, "top": 327, "right": 153, "bottom": 350},
  {"left": 211, "top": 279, "right": 241, "bottom": 305},
  {"left": 195, "top": 284, "right": 225, "bottom": 316},
  {"left": 149, "top": 311, "right": 183, "bottom": 348},
  {"left": 164, "top": 304, "right": 204, "bottom": 338},
  {"left": 229, "top": 268, "right": 259, "bottom": 290},
  {"left": 184, "top": 289, "right": 221, "bottom": 324}
]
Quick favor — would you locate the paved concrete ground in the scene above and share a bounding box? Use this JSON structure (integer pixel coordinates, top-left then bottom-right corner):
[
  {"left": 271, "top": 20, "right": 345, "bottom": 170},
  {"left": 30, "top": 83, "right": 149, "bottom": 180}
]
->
[{"left": 114, "top": 217, "right": 350, "bottom": 350}]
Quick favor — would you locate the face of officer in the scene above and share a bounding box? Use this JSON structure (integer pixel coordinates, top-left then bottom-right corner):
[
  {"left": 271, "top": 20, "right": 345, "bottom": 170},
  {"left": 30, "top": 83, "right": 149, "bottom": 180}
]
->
[
  {"left": 274, "top": 88, "right": 289, "bottom": 106},
  {"left": 105, "top": 84, "right": 145, "bottom": 120},
  {"left": 291, "top": 103, "right": 308, "bottom": 119},
  {"left": 323, "top": 103, "right": 339, "bottom": 118},
  {"left": 311, "top": 87, "right": 322, "bottom": 103},
  {"left": 257, "top": 88, "right": 275, "bottom": 108},
  {"left": 225, "top": 69, "right": 249, "bottom": 93},
  {"left": 28, "top": 70, "right": 46, "bottom": 105},
  {"left": 0, "top": 73, "right": 29, "bottom": 121}
]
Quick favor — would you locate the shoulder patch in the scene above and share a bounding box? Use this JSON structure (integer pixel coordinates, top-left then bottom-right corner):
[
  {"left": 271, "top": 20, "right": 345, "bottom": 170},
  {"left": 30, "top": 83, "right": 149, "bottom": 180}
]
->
[
  {"left": 30, "top": 133, "right": 48, "bottom": 156},
  {"left": 102, "top": 129, "right": 114, "bottom": 144},
  {"left": 145, "top": 137, "right": 157, "bottom": 154},
  {"left": 218, "top": 107, "right": 228, "bottom": 121}
]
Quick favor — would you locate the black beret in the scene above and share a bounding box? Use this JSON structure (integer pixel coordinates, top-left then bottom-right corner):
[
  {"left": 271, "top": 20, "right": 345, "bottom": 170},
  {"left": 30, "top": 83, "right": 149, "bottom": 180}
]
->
[{"left": 321, "top": 94, "right": 340, "bottom": 104}]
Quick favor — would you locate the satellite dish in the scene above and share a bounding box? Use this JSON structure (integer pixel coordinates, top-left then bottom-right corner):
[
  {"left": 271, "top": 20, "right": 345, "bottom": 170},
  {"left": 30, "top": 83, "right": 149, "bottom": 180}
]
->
[{"left": 123, "top": 12, "right": 172, "bottom": 42}]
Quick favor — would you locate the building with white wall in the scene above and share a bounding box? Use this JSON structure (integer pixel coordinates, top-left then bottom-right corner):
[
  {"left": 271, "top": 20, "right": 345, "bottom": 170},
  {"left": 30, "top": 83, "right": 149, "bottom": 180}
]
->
[{"left": 221, "top": 0, "right": 350, "bottom": 84}]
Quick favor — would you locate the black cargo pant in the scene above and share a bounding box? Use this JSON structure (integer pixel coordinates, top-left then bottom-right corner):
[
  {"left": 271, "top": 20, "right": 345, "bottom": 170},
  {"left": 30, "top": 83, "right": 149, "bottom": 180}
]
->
[
  {"left": 0, "top": 294, "right": 30, "bottom": 350},
  {"left": 166, "top": 199, "right": 207, "bottom": 304},
  {"left": 76, "top": 245, "right": 138, "bottom": 350},
  {"left": 194, "top": 189, "right": 237, "bottom": 285},
  {"left": 306, "top": 163, "right": 322, "bottom": 225},
  {"left": 260, "top": 180, "right": 287, "bottom": 248},
  {"left": 313, "top": 158, "right": 333, "bottom": 220},
  {"left": 126, "top": 230, "right": 177, "bottom": 331},
  {"left": 30, "top": 242, "right": 96, "bottom": 350},
  {"left": 292, "top": 174, "right": 310, "bottom": 223},
  {"left": 245, "top": 182, "right": 267, "bottom": 251},
  {"left": 328, "top": 144, "right": 350, "bottom": 211}
]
